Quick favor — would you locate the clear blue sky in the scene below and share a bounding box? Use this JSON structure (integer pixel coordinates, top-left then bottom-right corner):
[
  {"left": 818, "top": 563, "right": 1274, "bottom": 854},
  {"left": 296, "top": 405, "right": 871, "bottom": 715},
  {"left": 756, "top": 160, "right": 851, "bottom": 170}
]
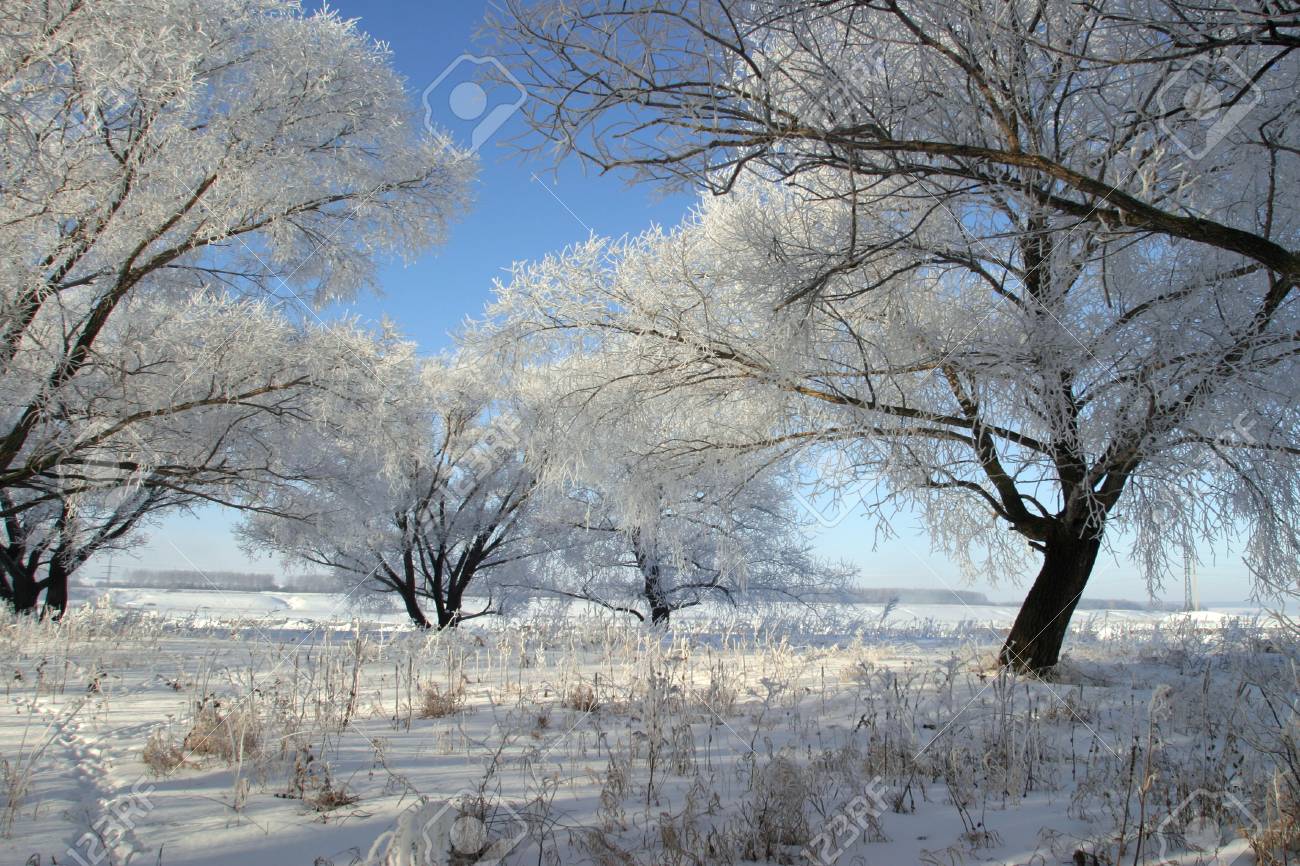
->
[{"left": 117, "top": 0, "right": 1251, "bottom": 606}]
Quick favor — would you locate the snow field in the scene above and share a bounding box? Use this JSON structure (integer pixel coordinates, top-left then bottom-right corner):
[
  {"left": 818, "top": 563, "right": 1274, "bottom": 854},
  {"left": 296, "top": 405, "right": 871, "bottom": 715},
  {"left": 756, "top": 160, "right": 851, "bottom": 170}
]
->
[{"left": 0, "top": 600, "right": 1295, "bottom": 865}]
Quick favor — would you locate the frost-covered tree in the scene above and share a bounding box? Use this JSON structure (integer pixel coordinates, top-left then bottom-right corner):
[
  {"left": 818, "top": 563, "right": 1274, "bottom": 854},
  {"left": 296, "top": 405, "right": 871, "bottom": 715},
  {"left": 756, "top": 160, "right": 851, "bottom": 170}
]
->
[
  {"left": 492, "top": 0, "right": 1298, "bottom": 295},
  {"left": 1, "top": 490, "right": 168, "bottom": 615},
  {"left": 489, "top": 0, "right": 1300, "bottom": 669},
  {"left": 503, "top": 359, "right": 854, "bottom": 624},
  {"left": 241, "top": 352, "right": 550, "bottom": 628},
  {"left": 486, "top": 180, "right": 1300, "bottom": 671},
  {"left": 0, "top": 0, "right": 471, "bottom": 610},
  {"left": 0, "top": 294, "right": 389, "bottom": 614},
  {"left": 535, "top": 472, "right": 854, "bottom": 625}
]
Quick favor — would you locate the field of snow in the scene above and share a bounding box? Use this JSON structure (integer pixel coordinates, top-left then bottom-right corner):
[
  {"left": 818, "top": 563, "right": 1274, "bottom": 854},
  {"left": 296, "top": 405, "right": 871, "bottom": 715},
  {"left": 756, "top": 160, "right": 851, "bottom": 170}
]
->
[{"left": 1, "top": 595, "right": 1295, "bottom": 866}]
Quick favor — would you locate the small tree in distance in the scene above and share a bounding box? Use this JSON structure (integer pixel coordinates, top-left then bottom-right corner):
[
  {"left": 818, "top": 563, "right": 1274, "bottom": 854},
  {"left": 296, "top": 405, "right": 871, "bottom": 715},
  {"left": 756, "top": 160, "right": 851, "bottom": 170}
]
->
[
  {"left": 522, "top": 462, "right": 854, "bottom": 626},
  {"left": 242, "top": 351, "right": 552, "bottom": 628},
  {"left": 502, "top": 357, "right": 855, "bottom": 624}
]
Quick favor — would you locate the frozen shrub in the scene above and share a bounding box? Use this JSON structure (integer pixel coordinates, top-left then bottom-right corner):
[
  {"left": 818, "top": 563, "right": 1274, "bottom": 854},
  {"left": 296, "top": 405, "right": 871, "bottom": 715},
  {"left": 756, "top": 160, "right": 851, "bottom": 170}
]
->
[
  {"left": 182, "top": 696, "right": 259, "bottom": 763},
  {"left": 304, "top": 779, "right": 360, "bottom": 813},
  {"left": 0, "top": 754, "right": 34, "bottom": 837},
  {"left": 141, "top": 727, "right": 186, "bottom": 776},
  {"left": 695, "top": 660, "right": 738, "bottom": 716},
  {"left": 740, "top": 755, "right": 811, "bottom": 862},
  {"left": 279, "top": 745, "right": 359, "bottom": 812},
  {"left": 417, "top": 683, "right": 464, "bottom": 719},
  {"left": 577, "top": 830, "right": 640, "bottom": 866},
  {"left": 563, "top": 681, "right": 600, "bottom": 713}
]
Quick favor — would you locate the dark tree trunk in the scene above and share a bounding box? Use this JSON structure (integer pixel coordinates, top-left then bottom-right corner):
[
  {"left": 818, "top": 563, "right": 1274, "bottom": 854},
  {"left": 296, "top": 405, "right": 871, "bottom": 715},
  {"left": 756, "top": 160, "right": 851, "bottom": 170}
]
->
[
  {"left": 646, "top": 580, "right": 671, "bottom": 626},
  {"left": 8, "top": 568, "right": 41, "bottom": 614},
  {"left": 1000, "top": 530, "right": 1102, "bottom": 672},
  {"left": 630, "top": 531, "right": 673, "bottom": 626},
  {"left": 641, "top": 566, "right": 672, "bottom": 626},
  {"left": 394, "top": 543, "right": 432, "bottom": 628},
  {"left": 440, "top": 581, "right": 464, "bottom": 629},
  {"left": 399, "top": 588, "right": 432, "bottom": 628},
  {"left": 41, "top": 559, "right": 69, "bottom": 619}
]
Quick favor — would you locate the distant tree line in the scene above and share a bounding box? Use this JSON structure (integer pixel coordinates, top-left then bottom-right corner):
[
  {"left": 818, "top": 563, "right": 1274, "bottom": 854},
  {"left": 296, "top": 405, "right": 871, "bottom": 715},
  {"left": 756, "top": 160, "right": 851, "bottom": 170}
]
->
[
  {"left": 79, "top": 569, "right": 350, "bottom": 594},
  {"left": 834, "top": 589, "right": 1177, "bottom": 611},
  {"left": 834, "top": 588, "right": 989, "bottom": 606}
]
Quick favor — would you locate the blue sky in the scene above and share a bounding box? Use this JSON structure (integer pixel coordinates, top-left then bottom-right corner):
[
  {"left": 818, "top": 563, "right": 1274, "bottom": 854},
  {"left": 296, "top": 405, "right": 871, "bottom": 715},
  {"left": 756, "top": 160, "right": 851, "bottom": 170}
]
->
[{"left": 118, "top": 0, "right": 1252, "bottom": 605}]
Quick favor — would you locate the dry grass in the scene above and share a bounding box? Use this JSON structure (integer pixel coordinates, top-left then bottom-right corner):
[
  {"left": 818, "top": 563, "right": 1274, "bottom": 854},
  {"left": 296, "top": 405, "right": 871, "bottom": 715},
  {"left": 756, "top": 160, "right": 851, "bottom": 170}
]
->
[
  {"left": 563, "top": 681, "right": 600, "bottom": 713},
  {"left": 1249, "top": 772, "right": 1300, "bottom": 863},
  {"left": 141, "top": 726, "right": 186, "bottom": 776},
  {"left": 181, "top": 695, "right": 259, "bottom": 763},
  {"left": 741, "top": 755, "right": 813, "bottom": 862},
  {"left": 279, "top": 745, "right": 360, "bottom": 812},
  {"left": 416, "top": 683, "right": 464, "bottom": 719},
  {"left": 304, "top": 779, "right": 360, "bottom": 813},
  {"left": 1, "top": 708, "right": 67, "bottom": 837}
]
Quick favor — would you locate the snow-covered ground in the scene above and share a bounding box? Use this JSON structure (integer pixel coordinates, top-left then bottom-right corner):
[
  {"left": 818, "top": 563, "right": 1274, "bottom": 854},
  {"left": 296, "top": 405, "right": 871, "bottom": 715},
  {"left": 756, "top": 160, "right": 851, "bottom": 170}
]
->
[{"left": 1, "top": 595, "right": 1294, "bottom": 865}]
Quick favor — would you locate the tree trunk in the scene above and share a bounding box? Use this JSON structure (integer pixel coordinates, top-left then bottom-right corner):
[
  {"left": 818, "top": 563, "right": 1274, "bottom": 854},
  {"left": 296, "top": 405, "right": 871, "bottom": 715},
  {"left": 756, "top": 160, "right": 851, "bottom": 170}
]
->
[
  {"left": 7, "top": 568, "right": 41, "bottom": 614},
  {"left": 393, "top": 545, "right": 432, "bottom": 628},
  {"left": 41, "top": 559, "right": 69, "bottom": 619},
  {"left": 642, "top": 568, "right": 672, "bottom": 626},
  {"left": 397, "top": 584, "right": 432, "bottom": 628},
  {"left": 1000, "top": 530, "right": 1102, "bottom": 672},
  {"left": 631, "top": 531, "right": 673, "bottom": 626},
  {"left": 647, "top": 588, "right": 671, "bottom": 626},
  {"left": 439, "top": 584, "right": 463, "bottom": 629}
]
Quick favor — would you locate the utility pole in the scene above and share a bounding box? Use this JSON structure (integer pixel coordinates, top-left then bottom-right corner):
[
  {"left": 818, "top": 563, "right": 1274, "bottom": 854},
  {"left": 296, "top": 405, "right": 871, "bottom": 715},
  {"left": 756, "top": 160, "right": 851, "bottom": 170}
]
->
[{"left": 1183, "top": 554, "right": 1199, "bottom": 612}]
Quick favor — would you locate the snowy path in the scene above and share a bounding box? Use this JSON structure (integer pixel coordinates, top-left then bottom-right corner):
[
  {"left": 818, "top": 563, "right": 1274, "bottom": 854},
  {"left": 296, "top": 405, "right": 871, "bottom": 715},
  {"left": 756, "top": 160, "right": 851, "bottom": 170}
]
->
[{"left": 18, "top": 692, "right": 158, "bottom": 866}]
